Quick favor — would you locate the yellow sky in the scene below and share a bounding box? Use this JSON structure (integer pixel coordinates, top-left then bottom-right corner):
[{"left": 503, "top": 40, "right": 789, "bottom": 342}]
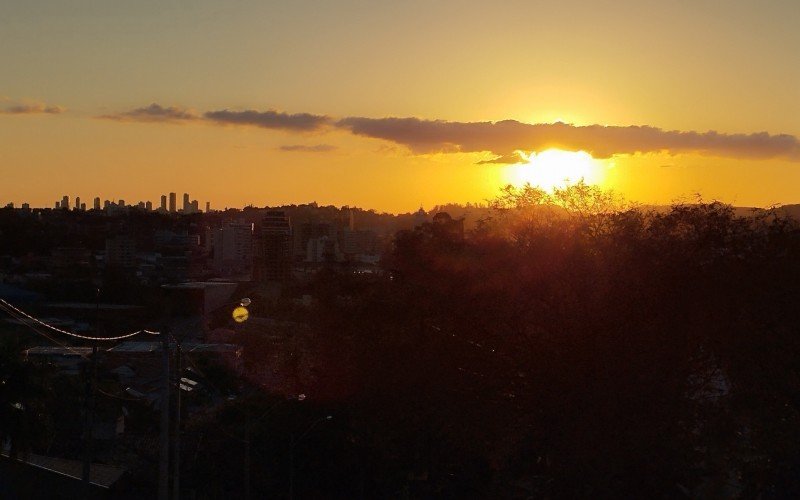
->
[{"left": 1, "top": 1, "right": 799, "bottom": 212}]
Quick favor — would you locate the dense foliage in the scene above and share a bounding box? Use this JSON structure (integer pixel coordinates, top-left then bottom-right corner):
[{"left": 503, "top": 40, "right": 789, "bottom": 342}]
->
[{"left": 279, "top": 183, "right": 800, "bottom": 497}]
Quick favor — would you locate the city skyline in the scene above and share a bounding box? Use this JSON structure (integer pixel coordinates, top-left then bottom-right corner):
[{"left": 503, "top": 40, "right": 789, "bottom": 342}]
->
[{"left": 30, "top": 191, "right": 211, "bottom": 213}]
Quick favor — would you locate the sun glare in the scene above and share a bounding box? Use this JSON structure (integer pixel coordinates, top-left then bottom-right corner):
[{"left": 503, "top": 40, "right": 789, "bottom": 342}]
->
[{"left": 505, "top": 149, "right": 605, "bottom": 191}]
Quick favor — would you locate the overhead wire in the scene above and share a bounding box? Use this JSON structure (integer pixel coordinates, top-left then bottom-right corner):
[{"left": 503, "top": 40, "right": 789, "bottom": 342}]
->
[
  {"left": 0, "top": 298, "right": 159, "bottom": 341},
  {"left": 0, "top": 301, "right": 91, "bottom": 359}
]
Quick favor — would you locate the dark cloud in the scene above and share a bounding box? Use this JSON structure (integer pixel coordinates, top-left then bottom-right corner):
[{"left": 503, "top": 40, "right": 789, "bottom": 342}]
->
[
  {"left": 205, "top": 109, "right": 330, "bottom": 131},
  {"left": 280, "top": 144, "right": 337, "bottom": 152},
  {"left": 99, "top": 104, "right": 329, "bottom": 132},
  {"left": 95, "top": 104, "right": 800, "bottom": 162},
  {"left": 1, "top": 102, "right": 64, "bottom": 114},
  {"left": 97, "top": 103, "right": 199, "bottom": 123},
  {"left": 476, "top": 152, "right": 528, "bottom": 164},
  {"left": 337, "top": 117, "right": 800, "bottom": 162}
]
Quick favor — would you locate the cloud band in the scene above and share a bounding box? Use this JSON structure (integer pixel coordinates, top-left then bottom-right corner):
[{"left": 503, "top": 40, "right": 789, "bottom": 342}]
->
[
  {"left": 96, "top": 103, "right": 800, "bottom": 162},
  {"left": 337, "top": 117, "right": 800, "bottom": 162}
]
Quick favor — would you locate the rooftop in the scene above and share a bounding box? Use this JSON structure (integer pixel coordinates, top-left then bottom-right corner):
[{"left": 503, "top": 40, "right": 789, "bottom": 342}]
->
[
  {"left": 25, "top": 346, "right": 93, "bottom": 357},
  {"left": 1, "top": 452, "right": 126, "bottom": 489}
]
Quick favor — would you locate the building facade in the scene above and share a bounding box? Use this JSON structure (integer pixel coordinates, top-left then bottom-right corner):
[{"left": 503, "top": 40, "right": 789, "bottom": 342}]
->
[{"left": 254, "top": 211, "right": 292, "bottom": 282}]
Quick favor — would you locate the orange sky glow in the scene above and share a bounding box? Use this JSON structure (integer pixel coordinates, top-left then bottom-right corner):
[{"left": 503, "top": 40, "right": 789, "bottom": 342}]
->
[{"left": 1, "top": 1, "right": 799, "bottom": 212}]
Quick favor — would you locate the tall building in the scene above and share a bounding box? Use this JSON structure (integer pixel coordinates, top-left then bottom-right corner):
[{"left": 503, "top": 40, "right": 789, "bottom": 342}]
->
[
  {"left": 61, "top": 195, "right": 69, "bottom": 210},
  {"left": 306, "top": 235, "right": 340, "bottom": 263},
  {"left": 145, "top": 201, "right": 153, "bottom": 211},
  {"left": 296, "top": 221, "right": 335, "bottom": 260},
  {"left": 75, "top": 197, "right": 81, "bottom": 210},
  {"left": 160, "top": 195, "right": 167, "bottom": 211},
  {"left": 213, "top": 221, "right": 254, "bottom": 276},
  {"left": 94, "top": 197, "right": 101, "bottom": 210},
  {"left": 105, "top": 236, "right": 136, "bottom": 268},
  {"left": 340, "top": 228, "right": 378, "bottom": 256},
  {"left": 254, "top": 211, "right": 293, "bottom": 282},
  {"left": 205, "top": 201, "right": 211, "bottom": 213},
  {"left": 183, "top": 193, "right": 190, "bottom": 212},
  {"left": 169, "top": 192, "right": 177, "bottom": 213}
]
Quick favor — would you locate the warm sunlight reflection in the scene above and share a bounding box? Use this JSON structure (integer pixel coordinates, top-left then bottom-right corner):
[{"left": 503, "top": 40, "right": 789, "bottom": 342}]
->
[{"left": 505, "top": 149, "right": 605, "bottom": 191}]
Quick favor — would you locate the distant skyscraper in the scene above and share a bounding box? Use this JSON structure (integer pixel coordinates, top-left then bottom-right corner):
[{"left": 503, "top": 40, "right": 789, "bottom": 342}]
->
[
  {"left": 160, "top": 195, "right": 167, "bottom": 211},
  {"left": 205, "top": 201, "right": 210, "bottom": 213},
  {"left": 94, "top": 197, "right": 101, "bottom": 210},
  {"left": 146, "top": 201, "right": 153, "bottom": 211},
  {"left": 55, "top": 201, "right": 60, "bottom": 209},
  {"left": 75, "top": 197, "right": 81, "bottom": 210},
  {"left": 169, "top": 192, "right": 177, "bottom": 213},
  {"left": 80, "top": 203, "right": 86, "bottom": 211},
  {"left": 183, "top": 193, "right": 190, "bottom": 212},
  {"left": 213, "top": 221, "right": 254, "bottom": 276},
  {"left": 61, "top": 195, "right": 69, "bottom": 210},
  {"left": 118, "top": 199, "right": 125, "bottom": 207},
  {"left": 254, "top": 211, "right": 293, "bottom": 282}
]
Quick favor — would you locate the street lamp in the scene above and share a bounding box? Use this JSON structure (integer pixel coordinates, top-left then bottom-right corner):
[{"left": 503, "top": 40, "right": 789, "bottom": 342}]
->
[{"left": 232, "top": 297, "right": 251, "bottom": 323}]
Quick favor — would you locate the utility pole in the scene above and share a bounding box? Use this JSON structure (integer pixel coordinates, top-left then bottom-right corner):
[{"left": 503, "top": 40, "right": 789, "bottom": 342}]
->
[
  {"left": 244, "top": 409, "right": 251, "bottom": 500},
  {"left": 159, "top": 330, "right": 171, "bottom": 500},
  {"left": 288, "top": 415, "right": 332, "bottom": 500},
  {"left": 83, "top": 290, "right": 101, "bottom": 490},
  {"left": 173, "top": 339, "right": 182, "bottom": 500},
  {"left": 289, "top": 433, "right": 295, "bottom": 500},
  {"left": 82, "top": 343, "right": 97, "bottom": 488}
]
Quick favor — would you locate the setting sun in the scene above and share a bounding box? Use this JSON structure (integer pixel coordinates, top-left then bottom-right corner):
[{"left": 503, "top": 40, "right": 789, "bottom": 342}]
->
[{"left": 505, "top": 149, "right": 605, "bottom": 191}]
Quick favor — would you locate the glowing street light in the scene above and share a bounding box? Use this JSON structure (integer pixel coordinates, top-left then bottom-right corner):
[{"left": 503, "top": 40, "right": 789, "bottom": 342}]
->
[
  {"left": 232, "top": 298, "right": 251, "bottom": 323},
  {"left": 232, "top": 306, "right": 249, "bottom": 323}
]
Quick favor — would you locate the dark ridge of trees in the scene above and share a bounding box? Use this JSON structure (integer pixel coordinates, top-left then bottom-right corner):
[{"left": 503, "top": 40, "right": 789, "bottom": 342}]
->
[{"left": 320, "top": 182, "right": 800, "bottom": 498}]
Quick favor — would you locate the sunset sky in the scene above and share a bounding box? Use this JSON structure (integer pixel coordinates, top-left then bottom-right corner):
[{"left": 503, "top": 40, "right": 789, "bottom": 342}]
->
[{"left": 2, "top": 0, "right": 799, "bottom": 213}]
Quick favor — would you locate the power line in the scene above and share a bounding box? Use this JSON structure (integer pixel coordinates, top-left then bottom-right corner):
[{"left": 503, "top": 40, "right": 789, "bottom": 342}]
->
[
  {"left": 0, "top": 301, "right": 90, "bottom": 359},
  {"left": 0, "top": 299, "right": 160, "bottom": 341}
]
